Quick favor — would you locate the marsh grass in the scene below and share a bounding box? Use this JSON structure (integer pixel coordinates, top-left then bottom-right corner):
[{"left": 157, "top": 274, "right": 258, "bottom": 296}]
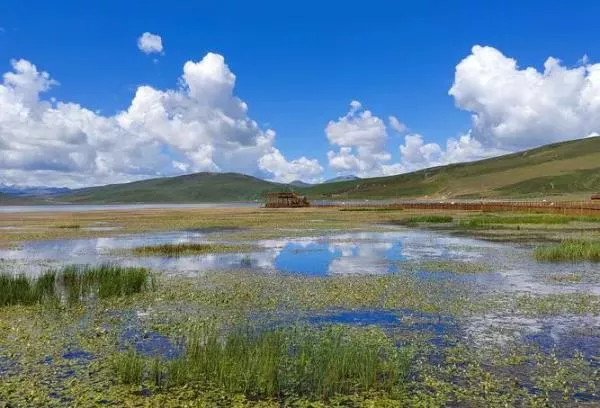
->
[
  {"left": 0, "top": 272, "right": 55, "bottom": 307},
  {"left": 459, "top": 214, "right": 600, "bottom": 229},
  {"left": 132, "top": 243, "right": 247, "bottom": 257},
  {"left": 113, "top": 349, "right": 145, "bottom": 385},
  {"left": 534, "top": 240, "right": 600, "bottom": 262},
  {"left": 339, "top": 208, "right": 403, "bottom": 212},
  {"left": 546, "top": 273, "right": 583, "bottom": 283},
  {"left": 57, "top": 264, "right": 155, "bottom": 301},
  {"left": 0, "top": 264, "right": 154, "bottom": 307},
  {"left": 54, "top": 224, "right": 81, "bottom": 229},
  {"left": 402, "top": 215, "right": 453, "bottom": 224},
  {"left": 401, "top": 260, "right": 490, "bottom": 274},
  {"left": 116, "top": 324, "right": 411, "bottom": 399}
]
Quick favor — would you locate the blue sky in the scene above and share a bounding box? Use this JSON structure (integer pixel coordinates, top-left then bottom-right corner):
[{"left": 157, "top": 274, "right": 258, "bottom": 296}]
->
[{"left": 1, "top": 1, "right": 600, "bottom": 187}]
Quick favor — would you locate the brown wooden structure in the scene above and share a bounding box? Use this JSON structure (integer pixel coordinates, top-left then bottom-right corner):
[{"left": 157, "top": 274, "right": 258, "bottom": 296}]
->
[
  {"left": 265, "top": 192, "right": 310, "bottom": 208},
  {"left": 592, "top": 194, "right": 600, "bottom": 200}
]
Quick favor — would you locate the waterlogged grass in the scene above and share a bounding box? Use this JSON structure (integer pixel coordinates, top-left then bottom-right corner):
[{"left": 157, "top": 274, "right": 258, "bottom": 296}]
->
[
  {"left": 0, "top": 264, "right": 154, "bottom": 307},
  {"left": 132, "top": 243, "right": 248, "bottom": 257},
  {"left": 58, "top": 264, "right": 155, "bottom": 301},
  {"left": 114, "top": 324, "right": 411, "bottom": 399},
  {"left": 402, "top": 215, "right": 453, "bottom": 224},
  {"left": 534, "top": 240, "right": 600, "bottom": 262},
  {"left": 339, "top": 207, "right": 403, "bottom": 212},
  {"left": 515, "top": 293, "right": 600, "bottom": 315},
  {"left": 54, "top": 223, "right": 81, "bottom": 229},
  {"left": 0, "top": 272, "right": 55, "bottom": 307},
  {"left": 546, "top": 273, "right": 583, "bottom": 283},
  {"left": 400, "top": 260, "right": 490, "bottom": 274}
]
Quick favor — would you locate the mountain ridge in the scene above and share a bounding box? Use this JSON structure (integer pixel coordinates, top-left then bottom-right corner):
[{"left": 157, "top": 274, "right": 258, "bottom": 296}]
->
[{"left": 2, "top": 137, "right": 600, "bottom": 204}]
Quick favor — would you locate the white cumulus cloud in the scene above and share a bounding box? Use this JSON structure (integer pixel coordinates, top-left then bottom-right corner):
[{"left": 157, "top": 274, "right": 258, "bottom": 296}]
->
[
  {"left": 450, "top": 45, "right": 600, "bottom": 149},
  {"left": 137, "top": 32, "right": 163, "bottom": 54},
  {"left": 0, "top": 54, "right": 321, "bottom": 187}
]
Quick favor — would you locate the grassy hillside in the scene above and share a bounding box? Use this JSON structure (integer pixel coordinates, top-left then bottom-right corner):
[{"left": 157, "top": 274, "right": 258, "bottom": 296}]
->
[
  {"left": 300, "top": 137, "right": 600, "bottom": 200},
  {"left": 3, "top": 137, "right": 600, "bottom": 205},
  {"left": 58, "top": 172, "right": 285, "bottom": 203}
]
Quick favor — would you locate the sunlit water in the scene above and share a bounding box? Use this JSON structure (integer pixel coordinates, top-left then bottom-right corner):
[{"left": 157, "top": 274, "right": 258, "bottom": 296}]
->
[{"left": 1, "top": 228, "right": 599, "bottom": 359}]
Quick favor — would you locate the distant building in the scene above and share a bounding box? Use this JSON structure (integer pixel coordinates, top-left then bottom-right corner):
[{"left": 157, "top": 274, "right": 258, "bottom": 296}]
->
[{"left": 265, "top": 192, "right": 310, "bottom": 208}]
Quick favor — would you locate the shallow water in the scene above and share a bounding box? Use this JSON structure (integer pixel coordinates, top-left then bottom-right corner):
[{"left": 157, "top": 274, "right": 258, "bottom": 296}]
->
[
  {"left": 2, "top": 229, "right": 598, "bottom": 295},
  {"left": 0, "top": 202, "right": 259, "bottom": 213}
]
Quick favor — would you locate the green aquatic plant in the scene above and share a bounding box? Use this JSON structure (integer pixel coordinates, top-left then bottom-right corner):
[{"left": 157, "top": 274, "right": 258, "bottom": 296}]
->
[
  {"left": 400, "top": 260, "right": 490, "bottom": 274},
  {"left": 54, "top": 224, "right": 81, "bottom": 229},
  {"left": 402, "top": 215, "right": 453, "bottom": 224},
  {"left": 113, "top": 349, "right": 145, "bottom": 385},
  {"left": 132, "top": 243, "right": 247, "bottom": 257},
  {"left": 534, "top": 239, "right": 600, "bottom": 262},
  {"left": 57, "top": 264, "right": 155, "bottom": 301},
  {"left": 0, "top": 271, "right": 56, "bottom": 307},
  {"left": 115, "top": 324, "right": 412, "bottom": 399},
  {"left": 546, "top": 273, "right": 583, "bottom": 283}
]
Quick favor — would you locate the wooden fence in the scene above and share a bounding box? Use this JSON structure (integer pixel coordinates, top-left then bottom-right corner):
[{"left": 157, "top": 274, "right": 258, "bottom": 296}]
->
[{"left": 312, "top": 199, "right": 600, "bottom": 216}]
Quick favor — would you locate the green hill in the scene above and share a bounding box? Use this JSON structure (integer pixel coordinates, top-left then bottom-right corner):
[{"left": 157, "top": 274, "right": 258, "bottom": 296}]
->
[
  {"left": 300, "top": 137, "right": 600, "bottom": 200},
  {"left": 3, "top": 137, "right": 600, "bottom": 205},
  {"left": 58, "top": 172, "right": 285, "bottom": 203}
]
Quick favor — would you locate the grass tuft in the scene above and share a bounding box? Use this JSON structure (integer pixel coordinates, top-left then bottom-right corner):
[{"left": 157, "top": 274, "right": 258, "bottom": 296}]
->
[
  {"left": 54, "top": 224, "right": 81, "bottom": 229},
  {"left": 0, "top": 264, "right": 154, "bottom": 307},
  {"left": 57, "top": 264, "right": 155, "bottom": 301},
  {"left": 534, "top": 240, "right": 600, "bottom": 262},
  {"left": 113, "top": 349, "right": 145, "bottom": 385},
  {"left": 403, "top": 215, "right": 453, "bottom": 224},
  {"left": 0, "top": 272, "right": 56, "bottom": 307},
  {"left": 132, "top": 243, "right": 247, "bottom": 257},
  {"left": 115, "top": 324, "right": 411, "bottom": 399}
]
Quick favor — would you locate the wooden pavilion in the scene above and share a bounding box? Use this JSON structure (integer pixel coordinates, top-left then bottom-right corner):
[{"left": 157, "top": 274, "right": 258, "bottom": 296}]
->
[{"left": 264, "top": 192, "right": 310, "bottom": 208}]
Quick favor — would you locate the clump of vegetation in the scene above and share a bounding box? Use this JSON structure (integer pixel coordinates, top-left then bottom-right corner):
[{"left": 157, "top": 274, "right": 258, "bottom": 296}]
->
[
  {"left": 339, "top": 207, "right": 403, "bottom": 212},
  {"left": 0, "top": 272, "right": 56, "bottom": 307},
  {"left": 54, "top": 224, "right": 81, "bottom": 229},
  {"left": 115, "top": 324, "right": 411, "bottom": 399},
  {"left": 132, "top": 243, "right": 247, "bottom": 257},
  {"left": 113, "top": 349, "right": 145, "bottom": 385},
  {"left": 546, "top": 273, "right": 583, "bottom": 283},
  {"left": 0, "top": 264, "right": 154, "bottom": 307},
  {"left": 402, "top": 215, "right": 453, "bottom": 224},
  {"left": 401, "top": 260, "right": 490, "bottom": 274},
  {"left": 534, "top": 240, "right": 600, "bottom": 262},
  {"left": 57, "top": 264, "right": 155, "bottom": 301}
]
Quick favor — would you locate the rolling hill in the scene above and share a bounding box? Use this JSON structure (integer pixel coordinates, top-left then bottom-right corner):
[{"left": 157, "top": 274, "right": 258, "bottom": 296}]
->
[
  {"left": 300, "top": 137, "right": 600, "bottom": 200},
  {"left": 56, "top": 172, "right": 285, "bottom": 203},
  {"left": 2, "top": 137, "right": 600, "bottom": 204}
]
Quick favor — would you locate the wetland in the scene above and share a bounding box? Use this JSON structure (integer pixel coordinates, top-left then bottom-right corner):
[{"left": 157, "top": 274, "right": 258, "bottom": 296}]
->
[{"left": 0, "top": 206, "right": 599, "bottom": 406}]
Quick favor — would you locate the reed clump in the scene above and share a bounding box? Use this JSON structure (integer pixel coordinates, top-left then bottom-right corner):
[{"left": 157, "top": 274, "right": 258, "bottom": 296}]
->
[
  {"left": 57, "top": 264, "right": 155, "bottom": 301},
  {"left": 534, "top": 240, "right": 600, "bottom": 262},
  {"left": 132, "top": 243, "right": 245, "bottom": 257},
  {"left": 114, "top": 324, "right": 411, "bottom": 399},
  {"left": 0, "top": 264, "right": 154, "bottom": 307},
  {"left": 0, "top": 271, "right": 56, "bottom": 307},
  {"left": 403, "top": 215, "right": 453, "bottom": 224}
]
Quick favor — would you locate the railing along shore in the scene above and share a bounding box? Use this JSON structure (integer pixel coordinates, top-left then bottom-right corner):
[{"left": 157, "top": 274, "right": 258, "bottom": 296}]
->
[{"left": 311, "top": 199, "right": 600, "bottom": 215}]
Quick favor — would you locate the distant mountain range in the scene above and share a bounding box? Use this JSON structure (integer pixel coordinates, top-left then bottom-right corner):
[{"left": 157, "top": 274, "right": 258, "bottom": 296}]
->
[
  {"left": 323, "top": 175, "right": 361, "bottom": 184},
  {"left": 2, "top": 137, "right": 600, "bottom": 204},
  {"left": 0, "top": 184, "right": 71, "bottom": 197},
  {"left": 289, "top": 176, "right": 360, "bottom": 188}
]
